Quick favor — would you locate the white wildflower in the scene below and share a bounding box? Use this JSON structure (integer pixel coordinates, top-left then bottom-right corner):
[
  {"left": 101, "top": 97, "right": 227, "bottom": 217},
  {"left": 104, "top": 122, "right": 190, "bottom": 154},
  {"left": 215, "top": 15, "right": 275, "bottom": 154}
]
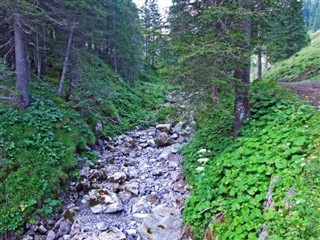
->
[
  {"left": 196, "top": 166, "right": 205, "bottom": 172},
  {"left": 301, "top": 163, "right": 306, "bottom": 167},
  {"left": 197, "top": 158, "right": 209, "bottom": 163},
  {"left": 296, "top": 200, "right": 301, "bottom": 205},
  {"left": 301, "top": 157, "right": 305, "bottom": 161},
  {"left": 198, "top": 149, "right": 207, "bottom": 154}
]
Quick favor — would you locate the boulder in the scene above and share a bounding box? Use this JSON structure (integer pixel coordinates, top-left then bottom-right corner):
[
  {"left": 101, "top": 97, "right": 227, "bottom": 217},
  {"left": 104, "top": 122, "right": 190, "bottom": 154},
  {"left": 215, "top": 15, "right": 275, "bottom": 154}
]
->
[
  {"left": 138, "top": 205, "right": 183, "bottom": 240},
  {"left": 89, "top": 189, "right": 123, "bottom": 214},
  {"left": 107, "top": 172, "right": 127, "bottom": 184},
  {"left": 156, "top": 124, "right": 172, "bottom": 133},
  {"left": 154, "top": 133, "right": 174, "bottom": 148}
]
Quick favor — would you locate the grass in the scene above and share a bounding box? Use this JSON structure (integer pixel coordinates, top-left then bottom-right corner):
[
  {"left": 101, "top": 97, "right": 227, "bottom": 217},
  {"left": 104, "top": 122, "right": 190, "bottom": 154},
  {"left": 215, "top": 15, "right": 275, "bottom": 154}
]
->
[{"left": 263, "top": 30, "right": 320, "bottom": 82}]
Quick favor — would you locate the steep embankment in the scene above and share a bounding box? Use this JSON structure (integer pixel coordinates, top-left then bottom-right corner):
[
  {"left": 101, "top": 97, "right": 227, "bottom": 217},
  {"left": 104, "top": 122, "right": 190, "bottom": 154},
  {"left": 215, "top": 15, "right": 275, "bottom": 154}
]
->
[
  {"left": 182, "top": 81, "right": 320, "bottom": 239},
  {"left": 0, "top": 54, "right": 173, "bottom": 235},
  {"left": 182, "top": 35, "right": 320, "bottom": 240}
]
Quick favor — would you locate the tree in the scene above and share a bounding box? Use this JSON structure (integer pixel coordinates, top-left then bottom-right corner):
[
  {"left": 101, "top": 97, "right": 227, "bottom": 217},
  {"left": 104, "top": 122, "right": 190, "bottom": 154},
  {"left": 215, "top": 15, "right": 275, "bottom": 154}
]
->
[
  {"left": 167, "top": 0, "right": 309, "bottom": 135},
  {"left": 143, "top": 0, "right": 162, "bottom": 67},
  {"left": 267, "top": 0, "right": 310, "bottom": 63},
  {"left": 0, "top": 0, "right": 44, "bottom": 108}
]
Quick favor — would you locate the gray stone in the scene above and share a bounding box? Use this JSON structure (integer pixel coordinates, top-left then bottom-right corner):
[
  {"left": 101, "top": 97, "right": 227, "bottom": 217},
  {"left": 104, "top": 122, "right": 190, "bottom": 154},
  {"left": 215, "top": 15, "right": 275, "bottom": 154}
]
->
[
  {"left": 152, "top": 169, "right": 163, "bottom": 176},
  {"left": 38, "top": 225, "right": 48, "bottom": 235},
  {"left": 79, "top": 167, "right": 89, "bottom": 178},
  {"left": 96, "top": 221, "right": 108, "bottom": 231},
  {"left": 171, "top": 133, "right": 179, "bottom": 140},
  {"left": 138, "top": 205, "right": 183, "bottom": 240},
  {"left": 59, "top": 220, "right": 71, "bottom": 235},
  {"left": 140, "top": 142, "right": 149, "bottom": 148},
  {"left": 172, "top": 179, "right": 186, "bottom": 193},
  {"left": 131, "top": 196, "right": 150, "bottom": 213},
  {"left": 46, "top": 230, "right": 56, "bottom": 240},
  {"left": 108, "top": 172, "right": 127, "bottom": 184},
  {"left": 154, "top": 133, "right": 174, "bottom": 148},
  {"left": 96, "top": 227, "right": 126, "bottom": 240},
  {"left": 170, "top": 171, "right": 181, "bottom": 181},
  {"left": 125, "top": 182, "right": 139, "bottom": 196},
  {"left": 156, "top": 124, "right": 172, "bottom": 133},
  {"left": 89, "top": 189, "right": 123, "bottom": 214}
]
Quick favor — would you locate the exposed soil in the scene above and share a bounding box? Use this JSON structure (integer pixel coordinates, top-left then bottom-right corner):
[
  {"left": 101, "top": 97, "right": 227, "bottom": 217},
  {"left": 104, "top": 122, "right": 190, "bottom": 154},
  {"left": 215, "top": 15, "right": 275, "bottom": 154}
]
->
[{"left": 281, "top": 81, "right": 320, "bottom": 109}]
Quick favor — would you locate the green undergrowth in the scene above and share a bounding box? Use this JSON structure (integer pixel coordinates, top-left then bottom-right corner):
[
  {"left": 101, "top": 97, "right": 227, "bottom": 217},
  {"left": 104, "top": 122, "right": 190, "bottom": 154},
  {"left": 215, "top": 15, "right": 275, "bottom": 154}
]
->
[
  {"left": 183, "top": 81, "right": 320, "bottom": 239},
  {"left": 0, "top": 96, "right": 95, "bottom": 232},
  {"left": 0, "top": 54, "right": 171, "bottom": 233},
  {"left": 31, "top": 54, "right": 170, "bottom": 137},
  {"left": 264, "top": 30, "right": 320, "bottom": 82}
]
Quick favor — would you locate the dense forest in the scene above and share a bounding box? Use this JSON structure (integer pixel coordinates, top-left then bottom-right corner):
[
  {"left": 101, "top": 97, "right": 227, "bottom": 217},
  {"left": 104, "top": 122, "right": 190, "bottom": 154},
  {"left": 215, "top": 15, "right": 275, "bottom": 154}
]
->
[{"left": 1, "top": 0, "right": 320, "bottom": 239}]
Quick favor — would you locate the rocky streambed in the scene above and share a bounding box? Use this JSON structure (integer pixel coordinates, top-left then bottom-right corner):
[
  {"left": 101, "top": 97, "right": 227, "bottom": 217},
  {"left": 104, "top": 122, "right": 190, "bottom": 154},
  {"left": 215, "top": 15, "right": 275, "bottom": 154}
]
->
[{"left": 22, "top": 120, "right": 194, "bottom": 240}]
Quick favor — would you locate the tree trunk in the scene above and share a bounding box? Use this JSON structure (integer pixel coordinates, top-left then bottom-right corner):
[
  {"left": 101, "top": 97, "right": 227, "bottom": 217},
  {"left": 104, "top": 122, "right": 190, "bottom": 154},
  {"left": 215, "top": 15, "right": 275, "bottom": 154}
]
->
[
  {"left": 112, "top": 7, "right": 118, "bottom": 73},
  {"left": 14, "top": 14, "right": 30, "bottom": 108},
  {"left": 257, "top": 47, "right": 262, "bottom": 80},
  {"left": 57, "top": 27, "right": 74, "bottom": 97},
  {"left": 233, "top": 7, "right": 251, "bottom": 136},
  {"left": 41, "top": 28, "right": 48, "bottom": 77},
  {"left": 35, "top": 33, "right": 41, "bottom": 79},
  {"left": 264, "top": 46, "right": 269, "bottom": 72}
]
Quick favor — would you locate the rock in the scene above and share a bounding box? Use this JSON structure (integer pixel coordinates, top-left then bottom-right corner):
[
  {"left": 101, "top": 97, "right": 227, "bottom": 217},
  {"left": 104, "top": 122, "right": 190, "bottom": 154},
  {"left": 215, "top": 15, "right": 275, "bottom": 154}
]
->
[
  {"left": 154, "top": 133, "right": 174, "bottom": 147},
  {"left": 140, "top": 142, "right": 149, "bottom": 148},
  {"left": 171, "top": 133, "right": 179, "bottom": 140},
  {"left": 173, "top": 121, "right": 186, "bottom": 133},
  {"left": 146, "top": 193, "right": 159, "bottom": 204},
  {"left": 34, "top": 235, "right": 43, "bottom": 240},
  {"left": 170, "top": 171, "right": 181, "bottom": 181},
  {"left": 156, "top": 124, "right": 172, "bottom": 133},
  {"left": 132, "top": 213, "right": 149, "bottom": 221},
  {"left": 96, "top": 227, "right": 126, "bottom": 240},
  {"left": 63, "top": 209, "right": 75, "bottom": 223},
  {"left": 157, "top": 148, "right": 172, "bottom": 160},
  {"left": 152, "top": 169, "right": 163, "bottom": 176},
  {"left": 131, "top": 196, "right": 150, "bottom": 213},
  {"left": 97, "top": 139, "right": 104, "bottom": 149},
  {"left": 108, "top": 172, "right": 127, "bottom": 184},
  {"left": 38, "top": 225, "right": 47, "bottom": 235},
  {"left": 95, "top": 122, "right": 103, "bottom": 132},
  {"left": 125, "top": 182, "right": 139, "bottom": 196},
  {"left": 80, "top": 179, "right": 90, "bottom": 192},
  {"left": 138, "top": 205, "right": 183, "bottom": 240},
  {"left": 59, "top": 220, "right": 71, "bottom": 235},
  {"left": 46, "top": 230, "right": 56, "bottom": 240},
  {"left": 172, "top": 179, "right": 186, "bottom": 193},
  {"left": 79, "top": 167, "right": 89, "bottom": 178},
  {"left": 147, "top": 139, "right": 156, "bottom": 148},
  {"left": 89, "top": 189, "right": 123, "bottom": 214},
  {"left": 96, "top": 222, "right": 108, "bottom": 231}
]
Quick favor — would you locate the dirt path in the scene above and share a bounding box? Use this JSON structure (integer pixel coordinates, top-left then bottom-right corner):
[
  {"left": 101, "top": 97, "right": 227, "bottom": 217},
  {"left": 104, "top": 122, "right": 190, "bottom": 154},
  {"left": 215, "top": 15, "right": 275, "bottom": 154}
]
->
[{"left": 281, "top": 81, "right": 320, "bottom": 109}]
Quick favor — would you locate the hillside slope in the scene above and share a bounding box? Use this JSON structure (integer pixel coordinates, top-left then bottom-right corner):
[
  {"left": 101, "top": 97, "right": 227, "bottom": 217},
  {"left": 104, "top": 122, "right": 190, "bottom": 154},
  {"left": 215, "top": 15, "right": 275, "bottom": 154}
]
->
[
  {"left": 182, "top": 38, "right": 320, "bottom": 239},
  {"left": 264, "top": 31, "right": 320, "bottom": 82}
]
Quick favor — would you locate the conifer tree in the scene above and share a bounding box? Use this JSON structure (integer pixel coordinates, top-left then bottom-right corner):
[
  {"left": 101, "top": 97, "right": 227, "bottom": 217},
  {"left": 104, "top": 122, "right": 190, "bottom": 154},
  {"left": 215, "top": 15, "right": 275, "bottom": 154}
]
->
[{"left": 143, "top": 0, "right": 162, "bottom": 67}]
